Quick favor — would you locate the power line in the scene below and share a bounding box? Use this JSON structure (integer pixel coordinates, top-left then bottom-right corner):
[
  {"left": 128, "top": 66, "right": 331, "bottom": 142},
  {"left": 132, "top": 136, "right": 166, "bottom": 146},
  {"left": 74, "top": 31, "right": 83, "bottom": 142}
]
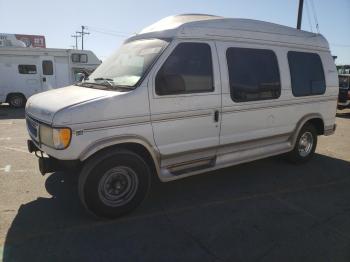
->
[
  {"left": 86, "top": 26, "right": 131, "bottom": 37},
  {"left": 305, "top": 0, "right": 313, "bottom": 32},
  {"left": 88, "top": 28, "right": 129, "bottom": 37},
  {"left": 86, "top": 25, "right": 131, "bottom": 36},
  {"left": 330, "top": 43, "right": 350, "bottom": 48},
  {"left": 309, "top": 0, "right": 320, "bottom": 33}
]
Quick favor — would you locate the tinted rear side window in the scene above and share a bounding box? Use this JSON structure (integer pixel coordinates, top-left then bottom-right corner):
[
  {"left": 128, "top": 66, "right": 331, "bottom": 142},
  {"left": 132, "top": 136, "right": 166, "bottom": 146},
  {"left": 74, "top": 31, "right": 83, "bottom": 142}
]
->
[
  {"left": 156, "top": 42, "right": 213, "bottom": 95},
  {"left": 288, "top": 51, "right": 325, "bottom": 96},
  {"left": 71, "top": 53, "right": 88, "bottom": 63},
  {"left": 18, "top": 65, "right": 37, "bottom": 74},
  {"left": 226, "top": 47, "right": 281, "bottom": 102}
]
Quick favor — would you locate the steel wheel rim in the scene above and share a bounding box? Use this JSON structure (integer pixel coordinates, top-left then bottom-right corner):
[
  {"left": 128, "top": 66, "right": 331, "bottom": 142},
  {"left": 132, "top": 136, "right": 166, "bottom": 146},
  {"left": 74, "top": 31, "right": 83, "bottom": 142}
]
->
[
  {"left": 98, "top": 166, "right": 139, "bottom": 207},
  {"left": 298, "top": 131, "right": 313, "bottom": 157}
]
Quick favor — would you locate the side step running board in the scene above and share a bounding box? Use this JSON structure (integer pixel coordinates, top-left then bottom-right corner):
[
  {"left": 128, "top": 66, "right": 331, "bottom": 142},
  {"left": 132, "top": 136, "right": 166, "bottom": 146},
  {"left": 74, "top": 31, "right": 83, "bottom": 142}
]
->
[{"left": 162, "top": 157, "right": 216, "bottom": 177}]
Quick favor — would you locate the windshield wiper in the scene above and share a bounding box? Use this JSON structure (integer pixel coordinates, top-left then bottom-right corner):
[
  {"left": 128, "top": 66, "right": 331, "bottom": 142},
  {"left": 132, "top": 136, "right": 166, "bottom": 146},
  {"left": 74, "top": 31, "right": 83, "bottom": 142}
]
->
[
  {"left": 77, "top": 81, "right": 135, "bottom": 91},
  {"left": 94, "top": 78, "right": 135, "bottom": 90},
  {"left": 94, "top": 77, "right": 115, "bottom": 87},
  {"left": 77, "top": 82, "right": 110, "bottom": 89},
  {"left": 112, "top": 85, "right": 135, "bottom": 90},
  {"left": 77, "top": 77, "right": 135, "bottom": 91},
  {"left": 94, "top": 77, "right": 114, "bottom": 81}
]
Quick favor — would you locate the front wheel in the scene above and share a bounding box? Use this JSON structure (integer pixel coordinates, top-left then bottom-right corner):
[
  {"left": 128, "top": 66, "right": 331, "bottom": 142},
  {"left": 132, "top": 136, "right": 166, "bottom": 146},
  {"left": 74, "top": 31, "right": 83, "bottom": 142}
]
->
[
  {"left": 78, "top": 149, "right": 151, "bottom": 219},
  {"left": 8, "top": 94, "right": 26, "bottom": 108},
  {"left": 287, "top": 123, "right": 317, "bottom": 164}
]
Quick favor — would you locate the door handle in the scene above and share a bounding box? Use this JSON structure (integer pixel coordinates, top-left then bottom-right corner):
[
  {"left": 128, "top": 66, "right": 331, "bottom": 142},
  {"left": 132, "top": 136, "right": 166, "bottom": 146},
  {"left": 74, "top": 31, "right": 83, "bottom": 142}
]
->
[{"left": 214, "top": 110, "right": 219, "bottom": 122}]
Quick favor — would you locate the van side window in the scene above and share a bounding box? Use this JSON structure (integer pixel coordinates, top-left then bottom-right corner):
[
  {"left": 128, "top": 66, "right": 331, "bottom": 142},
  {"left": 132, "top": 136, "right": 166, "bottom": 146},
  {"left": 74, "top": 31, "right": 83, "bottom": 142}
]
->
[
  {"left": 156, "top": 42, "right": 213, "bottom": 95},
  {"left": 226, "top": 47, "right": 281, "bottom": 102},
  {"left": 288, "top": 51, "right": 325, "bottom": 96},
  {"left": 71, "top": 54, "right": 88, "bottom": 63},
  {"left": 18, "top": 65, "right": 37, "bottom": 74},
  {"left": 42, "top": 60, "right": 53, "bottom": 75}
]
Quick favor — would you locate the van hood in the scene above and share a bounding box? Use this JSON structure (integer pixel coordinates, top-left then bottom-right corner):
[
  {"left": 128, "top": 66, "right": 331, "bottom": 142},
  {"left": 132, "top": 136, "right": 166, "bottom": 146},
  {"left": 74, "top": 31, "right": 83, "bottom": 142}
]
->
[{"left": 26, "top": 85, "right": 116, "bottom": 124}]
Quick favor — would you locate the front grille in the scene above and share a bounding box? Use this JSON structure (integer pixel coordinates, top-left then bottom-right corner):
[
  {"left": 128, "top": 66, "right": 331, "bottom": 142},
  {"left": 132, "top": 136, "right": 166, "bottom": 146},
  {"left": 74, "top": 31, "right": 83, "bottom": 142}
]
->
[{"left": 26, "top": 117, "right": 39, "bottom": 141}]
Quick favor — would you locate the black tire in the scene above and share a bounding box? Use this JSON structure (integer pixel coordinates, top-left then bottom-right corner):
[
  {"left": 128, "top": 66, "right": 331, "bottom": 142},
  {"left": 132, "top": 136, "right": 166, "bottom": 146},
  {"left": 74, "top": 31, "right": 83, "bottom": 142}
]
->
[
  {"left": 78, "top": 149, "right": 151, "bottom": 219},
  {"left": 287, "top": 123, "right": 317, "bottom": 164},
  {"left": 8, "top": 94, "right": 26, "bottom": 108}
]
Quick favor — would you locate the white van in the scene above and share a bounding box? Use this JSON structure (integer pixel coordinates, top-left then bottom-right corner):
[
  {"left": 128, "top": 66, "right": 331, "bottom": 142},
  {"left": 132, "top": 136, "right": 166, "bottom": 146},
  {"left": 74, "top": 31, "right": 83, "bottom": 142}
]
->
[
  {"left": 0, "top": 47, "right": 100, "bottom": 107},
  {"left": 25, "top": 14, "right": 338, "bottom": 218}
]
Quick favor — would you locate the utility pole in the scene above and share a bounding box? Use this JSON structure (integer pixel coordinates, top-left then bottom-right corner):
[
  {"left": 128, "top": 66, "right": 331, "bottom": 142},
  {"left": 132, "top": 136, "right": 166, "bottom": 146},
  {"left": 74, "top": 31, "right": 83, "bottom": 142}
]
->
[
  {"left": 76, "top": 25, "right": 90, "bottom": 50},
  {"left": 71, "top": 34, "right": 81, "bottom": 49},
  {"left": 297, "top": 0, "right": 304, "bottom": 29}
]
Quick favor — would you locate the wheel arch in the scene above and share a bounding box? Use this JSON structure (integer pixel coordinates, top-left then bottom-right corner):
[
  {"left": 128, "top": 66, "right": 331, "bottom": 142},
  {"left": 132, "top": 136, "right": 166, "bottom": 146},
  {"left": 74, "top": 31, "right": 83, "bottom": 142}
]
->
[
  {"left": 6, "top": 92, "right": 27, "bottom": 102},
  {"left": 79, "top": 135, "right": 161, "bottom": 180},
  {"left": 290, "top": 113, "right": 324, "bottom": 147}
]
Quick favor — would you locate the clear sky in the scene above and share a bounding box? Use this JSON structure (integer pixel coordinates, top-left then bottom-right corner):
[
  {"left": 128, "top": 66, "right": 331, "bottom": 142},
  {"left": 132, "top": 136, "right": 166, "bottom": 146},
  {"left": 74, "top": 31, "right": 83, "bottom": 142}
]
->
[{"left": 1, "top": 0, "right": 349, "bottom": 64}]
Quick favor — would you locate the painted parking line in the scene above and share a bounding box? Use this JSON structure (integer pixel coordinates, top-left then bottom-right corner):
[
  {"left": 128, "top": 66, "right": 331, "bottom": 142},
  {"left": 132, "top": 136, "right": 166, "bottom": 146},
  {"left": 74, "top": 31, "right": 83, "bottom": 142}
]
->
[
  {"left": 0, "top": 146, "right": 31, "bottom": 154},
  {"left": 0, "top": 245, "right": 3, "bottom": 262},
  {"left": 0, "top": 137, "right": 28, "bottom": 141},
  {"left": 0, "top": 165, "right": 11, "bottom": 173},
  {"left": 0, "top": 121, "right": 13, "bottom": 125},
  {"left": 0, "top": 166, "right": 37, "bottom": 173},
  {"left": 0, "top": 169, "right": 36, "bottom": 173}
]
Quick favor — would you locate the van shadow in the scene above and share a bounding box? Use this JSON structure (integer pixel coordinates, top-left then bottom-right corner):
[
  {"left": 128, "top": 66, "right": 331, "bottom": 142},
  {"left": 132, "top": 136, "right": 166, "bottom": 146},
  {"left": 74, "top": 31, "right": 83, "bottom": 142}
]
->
[
  {"left": 3, "top": 154, "right": 350, "bottom": 261},
  {"left": 0, "top": 104, "right": 25, "bottom": 119}
]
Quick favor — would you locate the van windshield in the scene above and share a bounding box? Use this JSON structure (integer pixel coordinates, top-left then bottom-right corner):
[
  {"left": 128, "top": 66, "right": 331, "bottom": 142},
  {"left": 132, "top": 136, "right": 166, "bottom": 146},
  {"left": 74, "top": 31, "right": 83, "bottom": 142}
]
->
[{"left": 84, "top": 38, "right": 169, "bottom": 89}]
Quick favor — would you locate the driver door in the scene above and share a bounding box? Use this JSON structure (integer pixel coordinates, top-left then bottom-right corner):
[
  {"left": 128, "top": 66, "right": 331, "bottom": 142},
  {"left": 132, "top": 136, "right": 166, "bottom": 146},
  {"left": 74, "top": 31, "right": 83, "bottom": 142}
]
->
[{"left": 148, "top": 40, "right": 222, "bottom": 169}]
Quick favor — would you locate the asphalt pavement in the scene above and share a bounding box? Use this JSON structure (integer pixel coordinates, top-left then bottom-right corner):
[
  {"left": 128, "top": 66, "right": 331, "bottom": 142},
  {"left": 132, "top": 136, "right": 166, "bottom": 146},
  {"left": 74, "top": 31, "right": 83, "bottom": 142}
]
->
[{"left": 0, "top": 105, "right": 350, "bottom": 262}]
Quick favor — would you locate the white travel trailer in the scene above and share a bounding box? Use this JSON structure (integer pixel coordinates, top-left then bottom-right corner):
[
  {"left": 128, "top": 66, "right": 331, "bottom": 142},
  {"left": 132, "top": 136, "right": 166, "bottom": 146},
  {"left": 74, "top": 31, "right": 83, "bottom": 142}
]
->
[
  {"left": 25, "top": 14, "right": 338, "bottom": 219},
  {"left": 0, "top": 47, "right": 100, "bottom": 107}
]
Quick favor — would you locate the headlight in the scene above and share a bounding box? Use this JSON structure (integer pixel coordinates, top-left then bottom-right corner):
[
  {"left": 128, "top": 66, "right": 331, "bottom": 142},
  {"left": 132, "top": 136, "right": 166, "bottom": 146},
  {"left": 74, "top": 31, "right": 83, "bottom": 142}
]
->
[{"left": 39, "top": 125, "right": 71, "bottom": 149}]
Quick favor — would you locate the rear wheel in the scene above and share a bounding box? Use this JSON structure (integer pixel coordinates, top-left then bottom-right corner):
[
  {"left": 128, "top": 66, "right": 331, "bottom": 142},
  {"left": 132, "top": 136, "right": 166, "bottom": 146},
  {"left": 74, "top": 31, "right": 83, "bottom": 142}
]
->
[
  {"left": 8, "top": 94, "right": 26, "bottom": 108},
  {"left": 78, "top": 149, "right": 151, "bottom": 219},
  {"left": 288, "top": 123, "right": 317, "bottom": 164}
]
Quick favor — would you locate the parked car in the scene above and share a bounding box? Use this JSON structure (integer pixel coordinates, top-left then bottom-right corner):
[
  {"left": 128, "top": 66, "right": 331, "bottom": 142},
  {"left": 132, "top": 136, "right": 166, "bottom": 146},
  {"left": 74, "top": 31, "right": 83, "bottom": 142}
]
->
[
  {"left": 338, "top": 74, "right": 350, "bottom": 109},
  {"left": 0, "top": 47, "right": 100, "bottom": 107},
  {"left": 25, "top": 14, "right": 338, "bottom": 219}
]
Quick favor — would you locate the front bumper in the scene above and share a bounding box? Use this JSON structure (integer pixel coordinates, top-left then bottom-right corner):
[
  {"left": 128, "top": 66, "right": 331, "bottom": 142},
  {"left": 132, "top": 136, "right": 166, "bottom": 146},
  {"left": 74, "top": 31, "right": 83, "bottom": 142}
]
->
[{"left": 27, "top": 139, "right": 81, "bottom": 175}]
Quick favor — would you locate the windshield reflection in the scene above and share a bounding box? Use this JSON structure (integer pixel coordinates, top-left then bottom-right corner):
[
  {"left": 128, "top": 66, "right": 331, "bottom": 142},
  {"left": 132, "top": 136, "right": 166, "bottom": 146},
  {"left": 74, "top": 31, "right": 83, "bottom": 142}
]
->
[{"left": 85, "top": 38, "right": 169, "bottom": 88}]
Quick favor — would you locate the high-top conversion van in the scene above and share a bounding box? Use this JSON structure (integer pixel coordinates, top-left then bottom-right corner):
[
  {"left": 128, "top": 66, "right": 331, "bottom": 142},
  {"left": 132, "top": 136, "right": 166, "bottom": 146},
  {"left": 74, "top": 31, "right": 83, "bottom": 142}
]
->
[{"left": 25, "top": 14, "right": 338, "bottom": 218}]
